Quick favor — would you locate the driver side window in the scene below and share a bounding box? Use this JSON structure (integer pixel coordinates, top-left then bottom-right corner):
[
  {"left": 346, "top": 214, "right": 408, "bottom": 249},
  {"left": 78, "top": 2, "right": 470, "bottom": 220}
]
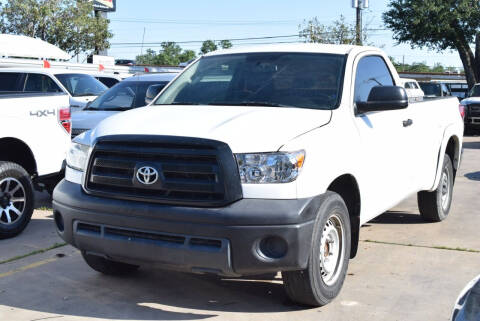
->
[{"left": 354, "top": 56, "right": 394, "bottom": 103}]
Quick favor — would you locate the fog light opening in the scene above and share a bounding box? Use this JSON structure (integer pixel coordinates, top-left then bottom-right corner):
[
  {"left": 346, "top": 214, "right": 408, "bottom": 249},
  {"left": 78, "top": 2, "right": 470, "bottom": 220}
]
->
[
  {"left": 258, "top": 236, "right": 288, "bottom": 259},
  {"left": 54, "top": 211, "right": 64, "bottom": 232}
]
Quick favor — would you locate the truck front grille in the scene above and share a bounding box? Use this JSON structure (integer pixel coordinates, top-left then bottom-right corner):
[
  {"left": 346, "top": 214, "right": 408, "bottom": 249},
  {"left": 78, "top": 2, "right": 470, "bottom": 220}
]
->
[
  {"left": 84, "top": 135, "right": 242, "bottom": 207},
  {"left": 468, "top": 104, "right": 480, "bottom": 117}
]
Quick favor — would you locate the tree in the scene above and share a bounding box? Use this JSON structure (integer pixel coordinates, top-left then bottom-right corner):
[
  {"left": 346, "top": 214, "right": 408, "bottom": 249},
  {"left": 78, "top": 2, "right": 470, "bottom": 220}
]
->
[
  {"left": 431, "top": 63, "right": 445, "bottom": 73},
  {"left": 383, "top": 0, "right": 480, "bottom": 88},
  {"left": 135, "top": 48, "right": 157, "bottom": 65},
  {"left": 299, "top": 15, "right": 366, "bottom": 45},
  {"left": 219, "top": 39, "right": 232, "bottom": 49},
  {"left": 200, "top": 40, "right": 218, "bottom": 55},
  {"left": 178, "top": 50, "right": 196, "bottom": 63},
  {"left": 136, "top": 43, "right": 197, "bottom": 66},
  {"left": 0, "top": 0, "right": 112, "bottom": 59}
]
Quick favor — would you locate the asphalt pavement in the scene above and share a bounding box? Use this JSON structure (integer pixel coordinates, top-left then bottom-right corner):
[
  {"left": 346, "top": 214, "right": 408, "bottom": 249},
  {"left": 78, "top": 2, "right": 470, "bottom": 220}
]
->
[{"left": 0, "top": 136, "right": 479, "bottom": 321}]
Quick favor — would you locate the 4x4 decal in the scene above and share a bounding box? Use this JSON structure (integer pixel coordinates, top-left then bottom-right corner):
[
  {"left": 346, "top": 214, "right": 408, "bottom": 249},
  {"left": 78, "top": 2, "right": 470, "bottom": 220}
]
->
[{"left": 30, "top": 109, "right": 56, "bottom": 117}]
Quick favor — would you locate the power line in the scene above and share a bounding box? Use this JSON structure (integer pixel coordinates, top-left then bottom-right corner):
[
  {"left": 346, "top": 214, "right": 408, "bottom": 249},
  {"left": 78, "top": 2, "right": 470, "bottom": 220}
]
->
[
  {"left": 110, "top": 18, "right": 299, "bottom": 25},
  {"left": 110, "top": 29, "right": 390, "bottom": 47},
  {"left": 111, "top": 40, "right": 304, "bottom": 49},
  {"left": 111, "top": 34, "right": 301, "bottom": 46}
]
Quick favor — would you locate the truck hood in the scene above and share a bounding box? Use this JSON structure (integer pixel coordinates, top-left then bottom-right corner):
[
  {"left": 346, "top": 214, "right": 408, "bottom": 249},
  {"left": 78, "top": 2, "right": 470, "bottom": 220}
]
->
[
  {"left": 70, "top": 96, "right": 98, "bottom": 113},
  {"left": 72, "top": 110, "right": 120, "bottom": 131},
  {"left": 90, "top": 105, "right": 332, "bottom": 153},
  {"left": 461, "top": 97, "right": 480, "bottom": 104}
]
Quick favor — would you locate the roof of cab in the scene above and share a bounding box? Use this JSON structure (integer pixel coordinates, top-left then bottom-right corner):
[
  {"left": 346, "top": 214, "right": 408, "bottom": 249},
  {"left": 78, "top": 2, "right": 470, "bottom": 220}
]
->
[
  {"left": 123, "top": 72, "right": 178, "bottom": 82},
  {"left": 204, "top": 43, "right": 381, "bottom": 57}
]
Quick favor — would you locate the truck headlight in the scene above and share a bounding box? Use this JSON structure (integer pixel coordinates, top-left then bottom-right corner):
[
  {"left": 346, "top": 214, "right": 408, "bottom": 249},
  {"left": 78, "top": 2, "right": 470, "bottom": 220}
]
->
[
  {"left": 66, "top": 142, "right": 90, "bottom": 172},
  {"left": 235, "top": 150, "right": 305, "bottom": 184}
]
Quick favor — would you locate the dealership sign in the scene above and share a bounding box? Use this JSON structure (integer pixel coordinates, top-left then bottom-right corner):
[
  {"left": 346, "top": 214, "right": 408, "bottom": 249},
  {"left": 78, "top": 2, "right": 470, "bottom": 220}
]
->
[{"left": 92, "top": 0, "right": 116, "bottom": 12}]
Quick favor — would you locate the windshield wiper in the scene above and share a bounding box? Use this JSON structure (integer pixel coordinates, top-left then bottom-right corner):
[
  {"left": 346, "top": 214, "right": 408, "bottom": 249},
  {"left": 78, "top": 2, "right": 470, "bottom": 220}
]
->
[
  {"left": 157, "top": 102, "right": 201, "bottom": 105},
  {"left": 207, "top": 101, "right": 293, "bottom": 107}
]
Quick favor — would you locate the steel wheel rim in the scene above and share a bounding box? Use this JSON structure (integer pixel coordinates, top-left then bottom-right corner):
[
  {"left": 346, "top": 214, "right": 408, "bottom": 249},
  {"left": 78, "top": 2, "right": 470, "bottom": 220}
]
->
[
  {"left": 319, "top": 213, "right": 345, "bottom": 286},
  {"left": 0, "top": 178, "right": 26, "bottom": 225},
  {"left": 440, "top": 169, "right": 450, "bottom": 210}
]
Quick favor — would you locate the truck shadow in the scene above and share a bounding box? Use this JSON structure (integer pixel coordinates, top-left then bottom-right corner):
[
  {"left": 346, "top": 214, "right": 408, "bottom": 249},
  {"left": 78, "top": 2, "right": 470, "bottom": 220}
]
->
[
  {"left": 464, "top": 171, "right": 480, "bottom": 181},
  {"left": 0, "top": 261, "right": 307, "bottom": 320},
  {"left": 369, "top": 211, "right": 428, "bottom": 225},
  {"left": 34, "top": 190, "right": 52, "bottom": 210},
  {"left": 463, "top": 141, "right": 480, "bottom": 149}
]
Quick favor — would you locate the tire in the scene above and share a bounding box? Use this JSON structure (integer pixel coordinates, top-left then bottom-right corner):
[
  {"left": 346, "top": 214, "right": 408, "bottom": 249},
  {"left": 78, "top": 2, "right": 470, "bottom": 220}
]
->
[
  {"left": 282, "top": 192, "right": 351, "bottom": 307},
  {"left": 417, "top": 154, "right": 454, "bottom": 222},
  {"left": 82, "top": 252, "right": 139, "bottom": 276},
  {"left": 0, "top": 162, "right": 35, "bottom": 239}
]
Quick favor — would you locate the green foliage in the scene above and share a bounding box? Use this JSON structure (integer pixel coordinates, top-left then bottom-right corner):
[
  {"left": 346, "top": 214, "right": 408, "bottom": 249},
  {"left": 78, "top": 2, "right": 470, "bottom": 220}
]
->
[
  {"left": 431, "top": 63, "right": 445, "bottom": 73},
  {"left": 219, "top": 39, "right": 233, "bottom": 49},
  {"left": 136, "top": 43, "right": 197, "bottom": 66},
  {"left": 200, "top": 40, "right": 218, "bottom": 55},
  {"left": 199, "top": 39, "right": 233, "bottom": 55},
  {"left": 299, "top": 15, "right": 366, "bottom": 45},
  {"left": 383, "top": 0, "right": 480, "bottom": 86},
  {"left": 390, "top": 57, "right": 452, "bottom": 73},
  {"left": 0, "top": 0, "right": 113, "bottom": 57}
]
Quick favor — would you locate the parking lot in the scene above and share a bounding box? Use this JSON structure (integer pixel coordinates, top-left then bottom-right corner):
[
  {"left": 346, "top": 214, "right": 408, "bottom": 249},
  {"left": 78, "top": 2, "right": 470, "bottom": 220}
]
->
[{"left": 0, "top": 135, "right": 478, "bottom": 321}]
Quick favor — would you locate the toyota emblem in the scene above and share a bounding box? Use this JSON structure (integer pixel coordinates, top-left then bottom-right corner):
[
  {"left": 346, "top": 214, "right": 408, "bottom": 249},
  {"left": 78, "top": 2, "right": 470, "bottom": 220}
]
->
[{"left": 136, "top": 166, "right": 159, "bottom": 185}]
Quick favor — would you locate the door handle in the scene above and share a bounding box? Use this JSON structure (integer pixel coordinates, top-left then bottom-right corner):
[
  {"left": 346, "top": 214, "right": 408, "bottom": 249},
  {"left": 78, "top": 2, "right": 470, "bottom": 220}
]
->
[{"left": 403, "top": 119, "right": 413, "bottom": 127}]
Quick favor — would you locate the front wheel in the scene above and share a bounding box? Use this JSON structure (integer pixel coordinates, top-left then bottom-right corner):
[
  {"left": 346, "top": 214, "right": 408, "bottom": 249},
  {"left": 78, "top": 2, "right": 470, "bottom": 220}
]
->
[
  {"left": 417, "top": 154, "right": 454, "bottom": 222},
  {"left": 282, "top": 192, "right": 351, "bottom": 307},
  {"left": 0, "top": 162, "right": 35, "bottom": 239}
]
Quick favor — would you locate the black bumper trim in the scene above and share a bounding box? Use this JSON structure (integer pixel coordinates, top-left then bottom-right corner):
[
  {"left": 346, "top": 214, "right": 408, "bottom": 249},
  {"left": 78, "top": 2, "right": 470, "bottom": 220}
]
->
[{"left": 53, "top": 180, "right": 322, "bottom": 276}]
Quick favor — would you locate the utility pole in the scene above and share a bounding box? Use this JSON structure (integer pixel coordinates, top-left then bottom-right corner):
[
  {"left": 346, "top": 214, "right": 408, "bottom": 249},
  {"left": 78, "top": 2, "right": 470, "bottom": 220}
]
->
[
  {"left": 352, "top": 0, "right": 369, "bottom": 45},
  {"left": 94, "top": 10, "right": 108, "bottom": 55}
]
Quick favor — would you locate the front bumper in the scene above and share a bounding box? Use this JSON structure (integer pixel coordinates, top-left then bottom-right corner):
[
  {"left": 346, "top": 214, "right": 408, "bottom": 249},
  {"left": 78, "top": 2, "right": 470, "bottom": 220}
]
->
[{"left": 53, "top": 180, "right": 324, "bottom": 276}]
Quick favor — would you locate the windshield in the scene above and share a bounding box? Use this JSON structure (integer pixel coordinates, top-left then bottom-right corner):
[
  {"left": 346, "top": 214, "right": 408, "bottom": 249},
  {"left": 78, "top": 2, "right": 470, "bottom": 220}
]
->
[
  {"left": 419, "top": 83, "right": 441, "bottom": 96},
  {"left": 468, "top": 85, "right": 480, "bottom": 97},
  {"left": 154, "top": 52, "right": 346, "bottom": 110},
  {"left": 55, "top": 73, "right": 107, "bottom": 97},
  {"left": 87, "top": 81, "right": 168, "bottom": 111}
]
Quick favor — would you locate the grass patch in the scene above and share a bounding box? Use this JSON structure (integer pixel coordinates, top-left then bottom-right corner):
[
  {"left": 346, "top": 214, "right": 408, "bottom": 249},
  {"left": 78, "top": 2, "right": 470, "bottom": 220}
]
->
[
  {"left": 362, "top": 239, "right": 479, "bottom": 253},
  {"left": 0, "top": 242, "right": 67, "bottom": 265},
  {"left": 36, "top": 206, "right": 53, "bottom": 211}
]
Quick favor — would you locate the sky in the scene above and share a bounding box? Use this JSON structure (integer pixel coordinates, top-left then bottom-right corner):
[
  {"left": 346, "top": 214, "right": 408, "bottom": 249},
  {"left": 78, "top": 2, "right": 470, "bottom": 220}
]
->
[{"left": 105, "top": 0, "right": 463, "bottom": 69}]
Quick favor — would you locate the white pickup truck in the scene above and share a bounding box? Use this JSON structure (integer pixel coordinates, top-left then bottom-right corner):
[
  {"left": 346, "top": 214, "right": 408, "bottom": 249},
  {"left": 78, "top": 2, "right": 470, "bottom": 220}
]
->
[
  {"left": 53, "top": 44, "right": 464, "bottom": 307},
  {"left": 0, "top": 92, "right": 71, "bottom": 238}
]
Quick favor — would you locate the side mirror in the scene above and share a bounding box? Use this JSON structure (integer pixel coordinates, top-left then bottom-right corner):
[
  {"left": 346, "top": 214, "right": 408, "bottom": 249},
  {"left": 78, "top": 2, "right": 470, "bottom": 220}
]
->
[
  {"left": 145, "top": 84, "right": 165, "bottom": 105},
  {"left": 356, "top": 86, "right": 408, "bottom": 114}
]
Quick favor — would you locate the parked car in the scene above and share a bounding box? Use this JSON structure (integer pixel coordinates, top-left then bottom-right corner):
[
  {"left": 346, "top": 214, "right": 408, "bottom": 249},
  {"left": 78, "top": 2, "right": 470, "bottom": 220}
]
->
[
  {"left": 460, "top": 83, "right": 480, "bottom": 133},
  {"left": 419, "top": 81, "right": 452, "bottom": 98},
  {"left": 0, "top": 68, "right": 108, "bottom": 113},
  {"left": 90, "top": 73, "right": 122, "bottom": 88},
  {"left": 115, "top": 59, "right": 135, "bottom": 66},
  {"left": 452, "top": 274, "right": 480, "bottom": 321},
  {"left": 71, "top": 73, "right": 178, "bottom": 138},
  {"left": 399, "top": 78, "right": 424, "bottom": 102},
  {"left": 53, "top": 44, "right": 464, "bottom": 307},
  {"left": 0, "top": 92, "right": 71, "bottom": 238}
]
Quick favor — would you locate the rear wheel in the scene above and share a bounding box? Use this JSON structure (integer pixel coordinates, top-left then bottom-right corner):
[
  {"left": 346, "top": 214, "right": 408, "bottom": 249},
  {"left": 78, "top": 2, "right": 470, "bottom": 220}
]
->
[
  {"left": 0, "top": 162, "right": 34, "bottom": 239},
  {"left": 417, "top": 154, "right": 454, "bottom": 222},
  {"left": 282, "top": 192, "right": 351, "bottom": 307},
  {"left": 82, "top": 252, "right": 139, "bottom": 276}
]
